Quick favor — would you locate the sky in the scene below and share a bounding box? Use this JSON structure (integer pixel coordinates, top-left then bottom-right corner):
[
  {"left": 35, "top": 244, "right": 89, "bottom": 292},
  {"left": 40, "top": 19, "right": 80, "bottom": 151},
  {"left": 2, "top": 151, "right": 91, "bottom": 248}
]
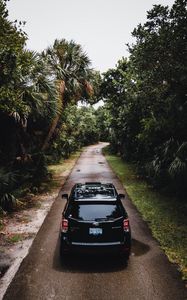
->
[{"left": 7, "top": 0, "right": 175, "bottom": 72}]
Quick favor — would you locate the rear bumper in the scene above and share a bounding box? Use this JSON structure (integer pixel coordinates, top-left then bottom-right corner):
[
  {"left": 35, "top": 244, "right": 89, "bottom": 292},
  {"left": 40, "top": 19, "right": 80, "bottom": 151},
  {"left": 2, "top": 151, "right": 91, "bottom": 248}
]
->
[{"left": 60, "top": 235, "right": 131, "bottom": 255}]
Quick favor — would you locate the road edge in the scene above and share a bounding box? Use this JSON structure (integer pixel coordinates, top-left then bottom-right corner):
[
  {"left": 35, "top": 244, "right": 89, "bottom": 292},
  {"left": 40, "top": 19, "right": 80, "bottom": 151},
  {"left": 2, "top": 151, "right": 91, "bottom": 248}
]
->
[{"left": 0, "top": 151, "right": 82, "bottom": 300}]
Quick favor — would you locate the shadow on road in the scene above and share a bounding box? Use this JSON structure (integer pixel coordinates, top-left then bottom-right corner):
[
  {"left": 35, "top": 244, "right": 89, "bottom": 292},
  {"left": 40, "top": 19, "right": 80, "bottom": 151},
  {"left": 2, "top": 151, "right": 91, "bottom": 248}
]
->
[
  {"left": 60, "top": 255, "right": 128, "bottom": 273},
  {"left": 52, "top": 238, "right": 128, "bottom": 273},
  {"left": 52, "top": 237, "right": 150, "bottom": 274},
  {"left": 131, "top": 238, "right": 150, "bottom": 257}
]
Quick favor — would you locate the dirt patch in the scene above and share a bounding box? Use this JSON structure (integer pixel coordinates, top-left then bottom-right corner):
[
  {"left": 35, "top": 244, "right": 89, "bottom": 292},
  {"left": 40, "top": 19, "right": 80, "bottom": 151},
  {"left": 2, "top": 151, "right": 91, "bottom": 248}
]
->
[{"left": 0, "top": 191, "right": 57, "bottom": 298}]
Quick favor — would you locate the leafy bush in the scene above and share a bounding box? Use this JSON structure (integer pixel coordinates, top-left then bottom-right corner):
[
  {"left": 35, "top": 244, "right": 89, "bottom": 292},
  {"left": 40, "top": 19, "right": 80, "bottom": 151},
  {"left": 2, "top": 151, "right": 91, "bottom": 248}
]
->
[
  {"left": 0, "top": 168, "right": 18, "bottom": 211},
  {"left": 0, "top": 193, "right": 17, "bottom": 212},
  {"left": 101, "top": 0, "right": 187, "bottom": 196}
]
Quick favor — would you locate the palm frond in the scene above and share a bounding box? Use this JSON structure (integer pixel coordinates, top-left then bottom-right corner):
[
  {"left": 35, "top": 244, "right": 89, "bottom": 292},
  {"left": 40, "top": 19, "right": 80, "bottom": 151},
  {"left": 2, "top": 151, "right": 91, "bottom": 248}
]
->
[
  {"left": 168, "top": 157, "right": 187, "bottom": 178},
  {"left": 0, "top": 193, "right": 17, "bottom": 212},
  {"left": 0, "top": 168, "right": 17, "bottom": 193},
  {"left": 176, "top": 142, "right": 187, "bottom": 160}
]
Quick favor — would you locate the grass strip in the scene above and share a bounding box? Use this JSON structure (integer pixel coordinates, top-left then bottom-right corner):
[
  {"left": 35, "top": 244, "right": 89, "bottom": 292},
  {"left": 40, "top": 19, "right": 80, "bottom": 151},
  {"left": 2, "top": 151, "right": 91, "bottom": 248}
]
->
[
  {"left": 47, "top": 151, "right": 81, "bottom": 190},
  {"left": 104, "top": 147, "right": 187, "bottom": 281}
]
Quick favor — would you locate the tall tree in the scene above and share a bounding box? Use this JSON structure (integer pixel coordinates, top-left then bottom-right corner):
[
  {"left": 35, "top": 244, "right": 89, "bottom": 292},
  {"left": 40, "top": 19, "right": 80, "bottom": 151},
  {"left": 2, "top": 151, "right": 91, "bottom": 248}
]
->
[
  {"left": 101, "top": 0, "right": 187, "bottom": 194},
  {"left": 0, "top": 0, "right": 57, "bottom": 162},
  {"left": 41, "top": 39, "right": 94, "bottom": 150}
]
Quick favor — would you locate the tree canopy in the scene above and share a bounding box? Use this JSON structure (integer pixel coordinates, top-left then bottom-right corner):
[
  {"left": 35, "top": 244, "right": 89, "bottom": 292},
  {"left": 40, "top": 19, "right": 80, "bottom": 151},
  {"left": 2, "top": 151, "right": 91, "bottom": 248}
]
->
[
  {"left": 0, "top": 0, "right": 187, "bottom": 211},
  {"left": 0, "top": 0, "right": 100, "bottom": 210},
  {"left": 101, "top": 0, "right": 187, "bottom": 196}
]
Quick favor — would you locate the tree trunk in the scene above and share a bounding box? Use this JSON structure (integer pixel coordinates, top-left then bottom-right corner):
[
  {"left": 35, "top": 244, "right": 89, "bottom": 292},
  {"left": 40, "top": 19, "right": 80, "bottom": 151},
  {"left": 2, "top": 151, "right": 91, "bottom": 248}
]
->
[{"left": 41, "top": 80, "right": 65, "bottom": 151}]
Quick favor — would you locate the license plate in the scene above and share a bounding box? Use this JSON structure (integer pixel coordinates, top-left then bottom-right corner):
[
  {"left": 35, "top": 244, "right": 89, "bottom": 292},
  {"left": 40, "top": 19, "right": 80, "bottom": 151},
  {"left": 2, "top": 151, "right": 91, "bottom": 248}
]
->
[{"left": 89, "top": 228, "right": 103, "bottom": 235}]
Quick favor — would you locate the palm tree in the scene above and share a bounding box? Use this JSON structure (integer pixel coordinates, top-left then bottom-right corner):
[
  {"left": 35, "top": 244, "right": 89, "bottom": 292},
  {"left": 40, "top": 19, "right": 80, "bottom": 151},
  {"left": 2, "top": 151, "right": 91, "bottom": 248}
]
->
[
  {"left": 41, "top": 39, "right": 93, "bottom": 151},
  {"left": 6, "top": 50, "right": 58, "bottom": 161}
]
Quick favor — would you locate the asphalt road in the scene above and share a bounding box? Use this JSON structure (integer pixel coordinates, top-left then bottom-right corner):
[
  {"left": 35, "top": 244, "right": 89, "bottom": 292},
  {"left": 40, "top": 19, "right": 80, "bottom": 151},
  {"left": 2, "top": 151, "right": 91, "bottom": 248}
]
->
[{"left": 4, "top": 144, "right": 186, "bottom": 300}]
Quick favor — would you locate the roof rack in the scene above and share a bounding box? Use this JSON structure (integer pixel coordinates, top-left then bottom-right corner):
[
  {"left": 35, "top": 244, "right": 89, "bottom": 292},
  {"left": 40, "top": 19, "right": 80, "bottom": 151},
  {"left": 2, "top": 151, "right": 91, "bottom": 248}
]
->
[
  {"left": 85, "top": 182, "right": 101, "bottom": 186},
  {"left": 72, "top": 182, "right": 117, "bottom": 201}
]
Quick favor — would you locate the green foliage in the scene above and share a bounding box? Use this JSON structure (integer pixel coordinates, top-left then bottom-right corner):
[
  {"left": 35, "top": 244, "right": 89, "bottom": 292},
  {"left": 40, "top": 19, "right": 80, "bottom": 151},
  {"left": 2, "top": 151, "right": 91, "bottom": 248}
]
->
[
  {"left": 0, "top": 168, "right": 18, "bottom": 211},
  {"left": 42, "top": 39, "right": 94, "bottom": 105},
  {"left": 0, "top": 0, "right": 101, "bottom": 209},
  {"left": 6, "top": 233, "right": 25, "bottom": 243},
  {"left": 47, "top": 105, "right": 99, "bottom": 161},
  {"left": 94, "top": 106, "right": 111, "bottom": 141},
  {"left": 101, "top": 0, "right": 187, "bottom": 196},
  {"left": 76, "top": 106, "right": 99, "bottom": 145},
  {"left": 104, "top": 147, "right": 187, "bottom": 280},
  {"left": 0, "top": 1, "right": 102, "bottom": 213},
  {"left": 40, "top": 39, "right": 101, "bottom": 151},
  {"left": 0, "top": 0, "right": 58, "bottom": 165},
  {"left": 0, "top": 193, "right": 17, "bottom": 212},
  {"left": 0, "top": 0, "right": 27, "bottom": 116}
]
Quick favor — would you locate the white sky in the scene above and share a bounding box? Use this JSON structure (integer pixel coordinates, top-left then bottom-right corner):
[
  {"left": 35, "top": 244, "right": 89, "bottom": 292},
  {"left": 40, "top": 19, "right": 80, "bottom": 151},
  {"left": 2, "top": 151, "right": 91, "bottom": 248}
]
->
[{"left": 7, "top": 0, "right": 174, "bottom": 72}]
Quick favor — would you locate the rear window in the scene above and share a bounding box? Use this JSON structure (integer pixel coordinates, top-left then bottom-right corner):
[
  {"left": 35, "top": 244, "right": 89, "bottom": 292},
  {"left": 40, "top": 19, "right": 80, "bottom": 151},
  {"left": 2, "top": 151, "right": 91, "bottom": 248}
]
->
[{"left": 70, "top": 203, "right": 122, "bottom": 221}]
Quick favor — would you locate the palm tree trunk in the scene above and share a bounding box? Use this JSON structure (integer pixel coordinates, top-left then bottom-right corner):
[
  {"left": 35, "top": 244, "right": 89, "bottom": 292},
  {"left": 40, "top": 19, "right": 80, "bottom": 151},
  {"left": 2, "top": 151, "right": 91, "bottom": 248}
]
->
[
  {"left": 41, "top": 80, "right": 65, "bottom": 151},
  {"left": 41, "top": 114, "right": 60, "bottom": 151}
]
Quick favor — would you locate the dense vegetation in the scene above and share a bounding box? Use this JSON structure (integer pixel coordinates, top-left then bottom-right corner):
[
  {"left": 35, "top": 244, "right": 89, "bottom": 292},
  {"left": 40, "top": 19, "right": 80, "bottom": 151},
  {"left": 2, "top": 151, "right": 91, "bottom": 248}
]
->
[
  {"left": 0, "top": 0, "right": 101, "bottom": 211},
  {"left": 101, "top": 0, "right": 187, "bottom": 197},
  {"left": 0, "top": 0, "right": 187, "bottom": 212},
  {"left": 104, "top": 148, "right": 187, "bottom": 280}
]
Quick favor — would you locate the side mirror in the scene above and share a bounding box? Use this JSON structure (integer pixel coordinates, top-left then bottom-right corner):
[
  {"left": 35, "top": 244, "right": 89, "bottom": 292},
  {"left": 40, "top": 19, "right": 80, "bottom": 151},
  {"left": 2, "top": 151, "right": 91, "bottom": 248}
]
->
[
  {"left": 62, "top": 193, "right": 68, "bottom": 200},
  {"left": 118, "top": 193, "right": 125, "bottom": 200}
]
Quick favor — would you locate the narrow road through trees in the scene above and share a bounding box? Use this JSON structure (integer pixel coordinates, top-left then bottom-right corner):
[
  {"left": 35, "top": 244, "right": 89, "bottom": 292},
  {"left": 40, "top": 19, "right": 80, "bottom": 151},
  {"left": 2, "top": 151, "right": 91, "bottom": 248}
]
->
[{"left": 4, "top": 144, "right": 186, "bottom": 300}]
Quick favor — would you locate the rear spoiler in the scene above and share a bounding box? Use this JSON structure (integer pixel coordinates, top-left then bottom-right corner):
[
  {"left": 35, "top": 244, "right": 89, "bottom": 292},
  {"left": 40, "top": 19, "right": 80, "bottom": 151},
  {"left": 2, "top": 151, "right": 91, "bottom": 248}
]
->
[
  {"left": 73, "top": 199, "right": 117, "bottom": 203},
  {"left": 68, "top": 216, "right": 123, "bottom": 223},
  {"left": 85, "top": 182, "right": 101, "bottom": 186}
]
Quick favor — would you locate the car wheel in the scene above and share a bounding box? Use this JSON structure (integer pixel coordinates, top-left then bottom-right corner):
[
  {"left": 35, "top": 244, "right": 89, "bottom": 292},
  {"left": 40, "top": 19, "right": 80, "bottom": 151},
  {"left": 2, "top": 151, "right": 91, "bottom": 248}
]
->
[{"left": 120, "top": 251, "right": 130, "bottom": 264}]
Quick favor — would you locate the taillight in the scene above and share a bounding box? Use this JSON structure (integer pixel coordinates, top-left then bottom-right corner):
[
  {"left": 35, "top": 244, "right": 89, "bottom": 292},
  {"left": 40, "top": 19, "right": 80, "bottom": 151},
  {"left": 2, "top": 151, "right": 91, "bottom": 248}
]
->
[
  {"left": 123, "top": 219, "right": 130, "bottom": 232},
  {"left": 61, "top": 218, "right": 68, "bottom": 233}
]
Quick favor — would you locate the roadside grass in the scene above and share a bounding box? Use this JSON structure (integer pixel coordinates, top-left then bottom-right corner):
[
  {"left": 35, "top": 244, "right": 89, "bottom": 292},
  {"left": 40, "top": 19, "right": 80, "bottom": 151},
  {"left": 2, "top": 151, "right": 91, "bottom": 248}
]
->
[
  {"left": 5, "top": 233, "right": 35, "bottom": 244},
  {"left": 6, "top": 233, "right": 24, "bottom": 243},
  {"left": 0, "top": 150, "right": 81, "bottom": 227},
  {"left": 104, "top": 147, "right": 187, "bottom": 281},
  {"left": 48, "top": 151, "right": 81, "bottom": 176},
  {"left": 0, "top": 151, "right": 81, "bottom": 249},
  {"left": 12, "top": 151, "right": 81, "bottom": 206},
  {"left": 47, "top": 151, "right": 81, "bottom": 190}
]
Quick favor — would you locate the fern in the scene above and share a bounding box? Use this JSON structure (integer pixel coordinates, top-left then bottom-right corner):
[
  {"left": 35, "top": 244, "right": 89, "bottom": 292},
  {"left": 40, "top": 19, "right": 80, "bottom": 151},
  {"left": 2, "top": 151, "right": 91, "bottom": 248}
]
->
[
  {"left": 0, "top": 193, "right": 17, "bottom": 212},
  {"left": 169, "top": 157, "right": 187, "bottom": 179},
  {"left": 0, "top": 168, "right": 18, "bottom": 212}
]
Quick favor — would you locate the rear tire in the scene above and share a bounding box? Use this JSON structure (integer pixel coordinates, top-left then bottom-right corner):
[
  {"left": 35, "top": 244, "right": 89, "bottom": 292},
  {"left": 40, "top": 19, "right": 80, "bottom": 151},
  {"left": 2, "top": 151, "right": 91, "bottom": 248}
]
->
[{"left": 120, "top": 249, "right": 130, "bottom": 264}]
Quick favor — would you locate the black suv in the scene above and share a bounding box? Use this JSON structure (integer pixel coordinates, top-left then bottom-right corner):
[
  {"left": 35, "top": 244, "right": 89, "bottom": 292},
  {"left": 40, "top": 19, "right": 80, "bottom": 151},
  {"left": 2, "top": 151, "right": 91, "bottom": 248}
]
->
[{"left": 60, "top": 182, "right": 131, "bottom": 260}]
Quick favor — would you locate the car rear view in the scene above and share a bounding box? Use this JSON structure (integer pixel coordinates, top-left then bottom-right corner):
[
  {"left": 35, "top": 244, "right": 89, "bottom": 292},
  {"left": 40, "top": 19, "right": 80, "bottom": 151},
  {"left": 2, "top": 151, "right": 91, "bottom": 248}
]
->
[{"left": 60, "top": 183, "right": 131, "bottom": 260}]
